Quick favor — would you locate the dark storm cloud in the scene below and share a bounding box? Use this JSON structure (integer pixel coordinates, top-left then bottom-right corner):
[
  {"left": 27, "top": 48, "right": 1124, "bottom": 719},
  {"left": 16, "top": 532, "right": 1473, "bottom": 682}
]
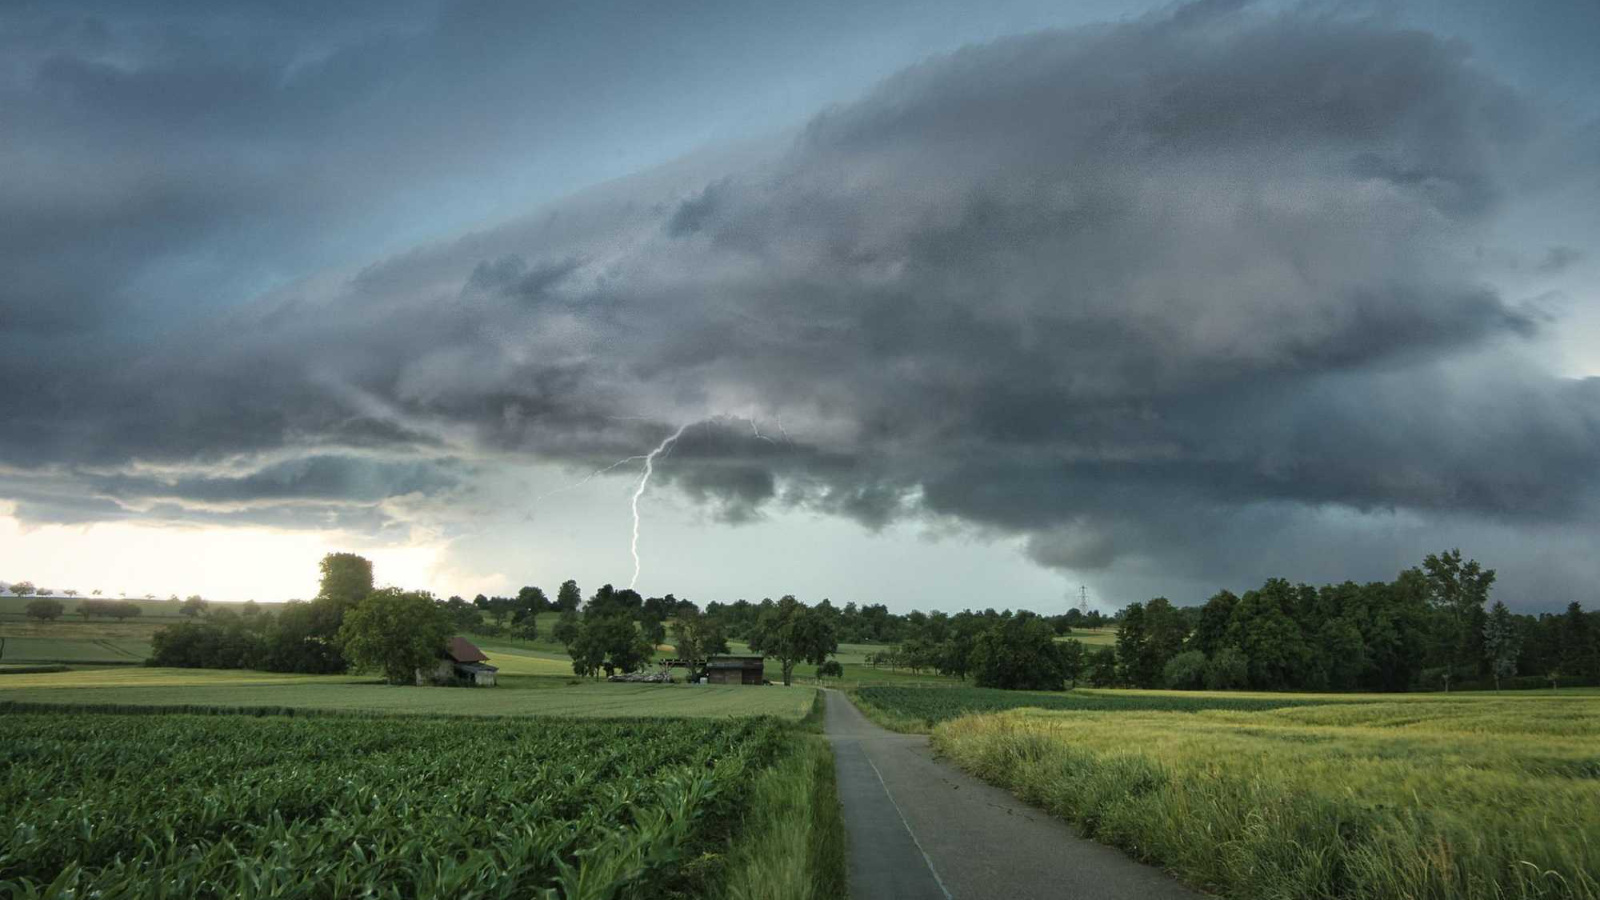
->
[{"left": 3, "top": 1, "right": 1598, "bottom": 601}]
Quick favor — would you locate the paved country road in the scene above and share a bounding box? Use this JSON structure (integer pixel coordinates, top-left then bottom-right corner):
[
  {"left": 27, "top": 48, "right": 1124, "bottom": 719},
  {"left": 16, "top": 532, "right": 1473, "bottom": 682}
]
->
[{"left": 824, "top": 690, "right": 1202, "bottom": 900}]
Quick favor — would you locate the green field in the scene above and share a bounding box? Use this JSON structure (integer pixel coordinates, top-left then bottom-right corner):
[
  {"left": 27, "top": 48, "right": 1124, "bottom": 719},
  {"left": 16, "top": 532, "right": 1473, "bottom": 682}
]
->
[
  {"left": 853, "top": 684, "right": 1344, "bottom": 730},
  {"left": 1059, "top": 628, "right": 1116, "bottom": 647},
  {"left": 0, "top": 620, "right": 156, "bottom": 664},
  {"left": 0, "top": 666, "right": 818, "bottom": 719},
  {"left": 931, "top": 693, "right": 1600, "bottom": 899},
  {"left": 2, "top": 712, "right": 796, "bottom": 898}
]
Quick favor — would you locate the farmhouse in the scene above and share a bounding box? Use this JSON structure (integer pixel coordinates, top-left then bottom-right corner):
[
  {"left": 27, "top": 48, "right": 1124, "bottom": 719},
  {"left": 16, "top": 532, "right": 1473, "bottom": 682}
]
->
[
  {"left": 704, "top": 655, "right": 765, "bottom": 685},
  {"left": 419, "top": 636, "right": 499, "bottom": 686}
]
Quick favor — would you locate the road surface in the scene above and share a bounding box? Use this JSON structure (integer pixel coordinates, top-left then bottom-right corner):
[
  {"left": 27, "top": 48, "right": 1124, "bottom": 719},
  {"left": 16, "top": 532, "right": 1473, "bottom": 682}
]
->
[{"left": 824, "top": 689, "right": 1201, "bottom": 900}]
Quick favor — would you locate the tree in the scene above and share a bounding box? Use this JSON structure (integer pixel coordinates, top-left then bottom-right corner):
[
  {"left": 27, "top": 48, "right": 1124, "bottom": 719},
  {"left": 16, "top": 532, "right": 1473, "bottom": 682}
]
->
[
  {"left": 1203, "top": 647, "right": 1250, "bottom": 690},
  {"left": 556, "top": 579, "right": 583, "bottom": 613},
  {"left": 1225, "top": 580, "right": 1310, "bottom": 690},
  {"left": 110, "top": 600, "right": 143, "bottom": 620},
  {"left": 319, "top": 552, "right": 375, "bottom": 605},
  {"left": 1423, "top": 549, "right": 1496, "bottom": 690},
  {"left": 553, "top": 609, "right": 581, "bottom": 647},
  {"left": 1086, "top": 647, "right": 1119, "bottom": 687},
  {"left": 818, "top": 660, "right": 844, "bottom": 681},
  {"left": 1163, "top": 650, "right": 1208, "bottom": 690},
  {"left": 1188, "top": 590, "right": 1237, "bottom": 658},
  {"left": 180, "top": 595, "right": 209, "bottom": 618},
  {"left": 1117, "top": 598, "right": 1188, "bottom": 688},
  {"left": 25, "top": 598, "right": 64, "bottom": 621},
  {"left": 8, "top": 581, "right": 35, "bottom": 597},
  {"left": 1482, "top": 600, "right": 1520, "bottom": 691},
  {"left": 672, "top": 606, "right": 728, "bottom": 662},
  {"left": 1058, "top": 638, "right": 1086, "bottom": 689},
  {"left": 337, "top": 588, "right": 451, "bottom": 685},
  {"left": 439, "top": 595, "right": 484, "bottom": 631},
  {"left": 969, "top": 616, "right": 1066, "bottom": 690},
  {"left": 1559, "top": 601, "right": 1597, "bottom": 682},
  {"left": 747, "top": 595, "right": 838, "bottom": 686},
  {"left": 513, "top": 586, "right": 548, "bottom": 631},
  {"left": 62, "top": 588, "right": 78, "bottom": 597},
  {"left": 262, "top": 600, "right": 346, "bottom": 674},
  {"left": 568, "top": 612, "right": 654, "bottom": 678},
  {"left": 640, "top": 612, "right": 667, "bottom": 648}
]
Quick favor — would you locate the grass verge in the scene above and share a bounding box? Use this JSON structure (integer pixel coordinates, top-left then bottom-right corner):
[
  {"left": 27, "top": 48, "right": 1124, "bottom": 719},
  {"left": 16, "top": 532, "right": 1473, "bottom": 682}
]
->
[{"left": 719, "top": 731, "right": 847, "bottom": 900}]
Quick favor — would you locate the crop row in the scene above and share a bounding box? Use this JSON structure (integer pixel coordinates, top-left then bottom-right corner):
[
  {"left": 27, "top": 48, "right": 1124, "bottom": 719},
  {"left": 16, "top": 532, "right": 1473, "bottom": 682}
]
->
[
  {"left": 0, "top": 712, "right": 787, "bottom": 899},
  {"left": 854, "top": 684, "right": 1334, "bottom": 725}
]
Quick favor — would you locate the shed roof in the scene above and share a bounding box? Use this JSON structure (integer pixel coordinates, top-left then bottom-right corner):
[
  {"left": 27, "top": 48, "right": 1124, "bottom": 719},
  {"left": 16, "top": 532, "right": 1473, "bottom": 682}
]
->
[
  {"left": 706, "top": 655, "right": 765, "bottom": 669},
  {"left": 446, "top": 636, "right": 489, "bottom": 663}
]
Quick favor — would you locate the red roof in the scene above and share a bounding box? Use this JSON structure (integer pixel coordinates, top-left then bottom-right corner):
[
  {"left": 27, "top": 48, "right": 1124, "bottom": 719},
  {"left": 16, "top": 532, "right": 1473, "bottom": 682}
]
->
[{"left": 446, "top": 636, "right": 489, "bottom": 663}]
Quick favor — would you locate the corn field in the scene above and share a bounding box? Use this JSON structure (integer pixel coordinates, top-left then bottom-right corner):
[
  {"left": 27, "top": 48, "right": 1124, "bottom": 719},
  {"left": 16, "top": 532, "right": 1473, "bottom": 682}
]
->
[{"left": 0, "top": 712, "right": 787, "bottom": 899}]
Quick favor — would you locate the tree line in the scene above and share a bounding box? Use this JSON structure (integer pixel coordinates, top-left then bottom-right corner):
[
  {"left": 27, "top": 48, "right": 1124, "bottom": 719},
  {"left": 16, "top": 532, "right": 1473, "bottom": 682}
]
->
[{"left": 1105, "top": 550, "right": 1599, "bottom": 692}]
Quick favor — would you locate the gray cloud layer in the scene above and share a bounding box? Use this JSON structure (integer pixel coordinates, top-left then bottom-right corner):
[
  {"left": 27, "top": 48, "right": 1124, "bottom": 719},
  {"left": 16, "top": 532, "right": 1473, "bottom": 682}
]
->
[{"left": 3, "top": 2, "right": 1597, "bottom": 603}]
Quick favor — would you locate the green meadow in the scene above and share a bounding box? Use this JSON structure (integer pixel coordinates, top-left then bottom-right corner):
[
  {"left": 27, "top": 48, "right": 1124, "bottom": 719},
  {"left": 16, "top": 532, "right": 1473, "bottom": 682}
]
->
[{"left": 924, "top": 690, "right": 1600, "bottom": 899}]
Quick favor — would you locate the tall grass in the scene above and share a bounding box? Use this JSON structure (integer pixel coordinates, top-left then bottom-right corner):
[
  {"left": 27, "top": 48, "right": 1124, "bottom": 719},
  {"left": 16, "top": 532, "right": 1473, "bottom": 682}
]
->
[
  {"left": 934, "top": 699, "right": 1600, "bottom": 899},
  {"left": 719, "top": 736, "right": 847, "bottom": 900}
]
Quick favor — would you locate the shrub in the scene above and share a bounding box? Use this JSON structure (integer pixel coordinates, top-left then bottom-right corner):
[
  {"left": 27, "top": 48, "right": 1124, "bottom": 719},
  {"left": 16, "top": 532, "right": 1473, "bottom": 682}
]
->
[
  {"left": 1162, "top": 650, "right": 1208, "bottom": 690},
  {"left": 24, "top": 598, "right": 64, "bottom": 621},
  {"left": 1203, "top": 646, "right": 1249, "bottom": 690}
]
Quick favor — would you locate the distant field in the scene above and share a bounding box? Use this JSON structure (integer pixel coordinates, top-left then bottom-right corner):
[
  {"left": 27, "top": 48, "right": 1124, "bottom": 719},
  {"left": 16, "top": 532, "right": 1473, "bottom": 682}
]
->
[
  {"left": 0, "top": 632, "right": 151, "bottom": 664},
  {"left": 0, "top": 665, "right": 818, "bottom": 719},
  {"left": 0, "top": 617, "right": 162, "bottom": 664},
  {"left": 1060, "top": 627, "right": 1116, "bottom": 647},
  {"left": 0, "top": 595, "right": 270, "bottom": 620},
  {"left": 936, "top": 695, "right": 1600, "bottom": 899}
]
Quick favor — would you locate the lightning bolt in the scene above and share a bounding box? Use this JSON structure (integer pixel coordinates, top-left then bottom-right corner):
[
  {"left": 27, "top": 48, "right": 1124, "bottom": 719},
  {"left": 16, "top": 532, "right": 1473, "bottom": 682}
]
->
[
  {"left": 629, "top": 422, "right": 691, "bottom": 589},
  {"left": 538, "top": 414, "right": 793, "bottom": 590}
]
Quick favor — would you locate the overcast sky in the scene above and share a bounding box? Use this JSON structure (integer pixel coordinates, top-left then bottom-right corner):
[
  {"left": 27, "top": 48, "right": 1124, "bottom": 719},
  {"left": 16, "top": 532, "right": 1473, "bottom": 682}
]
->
[{"left": 2, "top": 0, "right": 1597, "bottom": 612}]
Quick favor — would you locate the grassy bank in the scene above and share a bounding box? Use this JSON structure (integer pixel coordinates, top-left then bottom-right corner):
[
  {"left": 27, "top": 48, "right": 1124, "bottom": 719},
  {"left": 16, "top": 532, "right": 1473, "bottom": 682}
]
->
[
  {"left": 720, "top": 694, "right": 848, "bottom": 900},
  {"left": 933, "top": 697, "right": 1600, "bottom": 899}
]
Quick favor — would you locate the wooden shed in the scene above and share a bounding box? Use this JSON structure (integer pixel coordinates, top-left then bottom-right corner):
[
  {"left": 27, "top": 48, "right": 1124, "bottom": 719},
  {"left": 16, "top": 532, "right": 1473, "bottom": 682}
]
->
[
  {"left": 704, "top": 655, "right": 765, "bottom": 685},
  {"left": 418, "top": 636, "right": 499, "bottom": 686}
]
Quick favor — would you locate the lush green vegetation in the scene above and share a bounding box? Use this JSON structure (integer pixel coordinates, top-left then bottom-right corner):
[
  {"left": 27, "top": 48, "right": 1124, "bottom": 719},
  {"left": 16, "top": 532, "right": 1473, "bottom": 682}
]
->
[
  {"left": 933, "top": 695, "right": 1600, "bottom": 900},
  {"left": 852, "top": 684, "right": 1336, "bottom": 731},
  {"left": 720, "top": 696, "right": 847, "bottom": 900},
  {"left": 0, "top": 667, "right": 818, "bottom": 719},
  {"left": 1, "top": 711, "right": 797, "bottom": 898},
  {"left": 1108, "top": 551, "right": 1600, "bottom": 694}
]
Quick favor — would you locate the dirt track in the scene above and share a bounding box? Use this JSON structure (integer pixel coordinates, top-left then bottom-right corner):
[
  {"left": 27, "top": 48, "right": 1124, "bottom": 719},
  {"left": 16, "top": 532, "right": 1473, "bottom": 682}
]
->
[{"left": 824, "top": 690, "right": 1201, "bottom": 900}]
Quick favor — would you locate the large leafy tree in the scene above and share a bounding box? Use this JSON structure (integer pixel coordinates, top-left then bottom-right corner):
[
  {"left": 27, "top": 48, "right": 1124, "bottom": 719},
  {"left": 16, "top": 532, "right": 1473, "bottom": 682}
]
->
[
  {"left": 568, "top": 612, "right": 654, "bottom": 678},
  {"left": 970, "top": 615, "right": 1065, "bottom": 691},
  {"left": 1225, "top": 580, "right": 1311, "bottom": 690},
  {"left": 1422, "top": 549, "right": 1496, "bottom": 688},
  {"left": 8, "top": 581, "right": 36, "bottom": 597},
  {"left": 671, "top": 606, "right": 728, "bottom": 662},
  {"left": 25, "top": 598, "right": 64, "bottom": 621},
  {"left": 556, "top": 579, "right": 583, "bottom": 612},
  {"left": 747, "top": 595, "right": 838, "bottom": 686},
  {"left": 1187, "top": 590, "right": 1237, "bottom": 658},
  {"left": 313, "top": 552, "right": 374, "bottom": 637},
  {"left": 337, "top": 588, "right": 451, "bottom": 685}
]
